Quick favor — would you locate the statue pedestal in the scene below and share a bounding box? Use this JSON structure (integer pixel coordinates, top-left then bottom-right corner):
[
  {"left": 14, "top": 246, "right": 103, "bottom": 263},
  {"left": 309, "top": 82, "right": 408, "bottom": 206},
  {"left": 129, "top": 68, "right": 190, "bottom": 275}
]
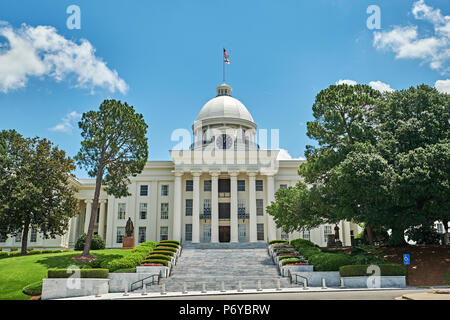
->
[{"left": 122, "top": 233, "right": 135, "bottom": 249}]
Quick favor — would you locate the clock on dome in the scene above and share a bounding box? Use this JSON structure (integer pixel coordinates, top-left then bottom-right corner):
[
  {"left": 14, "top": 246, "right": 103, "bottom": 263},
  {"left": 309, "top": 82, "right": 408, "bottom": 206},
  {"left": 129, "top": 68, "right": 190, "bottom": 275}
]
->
[{"left": 216, "top": 134, "right": 233, "bottom": 150}]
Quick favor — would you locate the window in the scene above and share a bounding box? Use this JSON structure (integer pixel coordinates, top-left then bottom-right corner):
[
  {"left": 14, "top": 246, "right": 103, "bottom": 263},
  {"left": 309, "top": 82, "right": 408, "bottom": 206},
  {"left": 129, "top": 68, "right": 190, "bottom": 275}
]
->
[
  {"left": 139, "top": 203, "right": 147, "bottom": 219},
  {"left": 257, "top": 224, "right": 264, "bottom": 241},
  {"left": 96, "top": 207, "right": 100, "bottom": 223},
  {"left": 256, "top": 180, "right": 263, "bottom": 191},
  {"left": 203, "top": 199, "right": 211, "bottom": 214},
  {"left": 118, "top": 203, "right": 126, "bottom": 220},
  {"left": 140, "top": 185, "right": 148, "bottom": 196},
  {"left": 238, "top": 199, "right": 246, "bottom": 216},
  {"left": 15, "top": 233, "right": 21, "bottom": 242},
  {"left": 138, "top": 227, "right": 146, "bottom": 243},
  {"left": 161, "top": 203, "right": 169, "bottom": 219},
  {"left": 204, "top": 180, "right": 211, "bottom": 192},
  {"left": 161, "top": 185, "right": 169, "bottom": 196},
  {"left": 436, "top": 223, "right": 444, "bottom": 234},
  {"left": 302, "top": 230, "right": 310, "bottom": 240},
  {"left": 160, "top": 227, "right": 168, "bottom": 241},
  {"left": 116, "top": 227, "right": 125, "bottom": 243},
  {"left": 185, "top": 224, "right": 192, "bottom": 241},
  {"left": 324, "top": 225, "right": 333, "bottom": 242},
  {"left": 185, "top": 199, "right": 193, "bottom": 216},
  {"left": 30, "top": 228, "right": 37, "bottom": 243},
  {"left": 280, "top": 184, "right": 288, "bottom": 189},
  {"left": 186, "top": 180, "right": 193, "bottom": 192},
  {"left": 237, "top": 180, "right": 245, "bottom": 191},
  {"left": 256, "top": 199, "right": 264, "bottom": 216}
]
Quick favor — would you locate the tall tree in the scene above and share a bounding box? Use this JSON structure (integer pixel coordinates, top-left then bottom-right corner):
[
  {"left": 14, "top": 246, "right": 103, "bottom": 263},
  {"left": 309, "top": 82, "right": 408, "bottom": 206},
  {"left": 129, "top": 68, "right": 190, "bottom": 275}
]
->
[
  {"left": 0, "top": 130, "right": 78, "bottom": 254},
  {"left": 75, "top": 99, "right": 148, "bottom": 258}
]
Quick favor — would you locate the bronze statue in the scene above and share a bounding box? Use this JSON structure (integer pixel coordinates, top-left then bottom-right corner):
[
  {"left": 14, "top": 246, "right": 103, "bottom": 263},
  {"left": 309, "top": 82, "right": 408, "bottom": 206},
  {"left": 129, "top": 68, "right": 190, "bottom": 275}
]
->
[{"left": 125, "top": 217, "right": 134, "bottom": 237}]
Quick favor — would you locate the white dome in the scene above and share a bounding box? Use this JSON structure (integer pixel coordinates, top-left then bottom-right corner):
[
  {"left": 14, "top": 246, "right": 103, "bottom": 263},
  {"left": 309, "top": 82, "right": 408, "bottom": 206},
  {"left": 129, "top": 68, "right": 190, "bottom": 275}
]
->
[{"left": 195, "top": 83, "right": 254, "bottom": 124}]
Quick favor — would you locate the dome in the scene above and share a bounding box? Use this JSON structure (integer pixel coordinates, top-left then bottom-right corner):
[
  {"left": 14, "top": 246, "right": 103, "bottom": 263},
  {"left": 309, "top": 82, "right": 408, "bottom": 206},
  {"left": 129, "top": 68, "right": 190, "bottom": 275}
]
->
[{"left": 195, "top": 83, "right": 255, "bottom": 125}]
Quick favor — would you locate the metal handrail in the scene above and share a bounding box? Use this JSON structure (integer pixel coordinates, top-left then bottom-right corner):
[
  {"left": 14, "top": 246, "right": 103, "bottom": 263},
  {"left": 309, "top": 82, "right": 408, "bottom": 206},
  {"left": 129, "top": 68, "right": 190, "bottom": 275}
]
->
[
  {"left": 130, "top": 273, "right": 160, "bottom": 291},
  {"left": 288, "top": 270, "right": 308, "bottom": 287}
]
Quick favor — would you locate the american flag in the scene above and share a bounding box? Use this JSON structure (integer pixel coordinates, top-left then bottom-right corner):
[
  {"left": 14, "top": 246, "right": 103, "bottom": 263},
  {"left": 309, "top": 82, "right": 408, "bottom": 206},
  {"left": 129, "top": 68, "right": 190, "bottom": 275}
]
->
[{"left": 223, "top": 48, "right": 230, "bottom": 64}]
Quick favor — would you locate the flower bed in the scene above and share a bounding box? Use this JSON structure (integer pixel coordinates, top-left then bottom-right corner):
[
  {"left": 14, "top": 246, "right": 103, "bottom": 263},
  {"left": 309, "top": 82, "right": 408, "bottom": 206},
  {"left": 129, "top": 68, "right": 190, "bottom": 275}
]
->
[
  {"left": 285, "top": 262, "right": 310, "bottom": 266},
  {"left": 141, "top": 263, "right": 164, "bottom": 266}
]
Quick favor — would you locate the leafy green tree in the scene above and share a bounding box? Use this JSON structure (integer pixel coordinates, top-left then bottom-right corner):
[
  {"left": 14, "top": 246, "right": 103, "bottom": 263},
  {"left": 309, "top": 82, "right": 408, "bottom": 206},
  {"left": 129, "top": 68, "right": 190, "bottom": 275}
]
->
[
  {"left": 0, "top": 130, "right": 78, "bottom": 254},
  {"left": 75, "top": 99, "right": 148, "bottom": 257}
]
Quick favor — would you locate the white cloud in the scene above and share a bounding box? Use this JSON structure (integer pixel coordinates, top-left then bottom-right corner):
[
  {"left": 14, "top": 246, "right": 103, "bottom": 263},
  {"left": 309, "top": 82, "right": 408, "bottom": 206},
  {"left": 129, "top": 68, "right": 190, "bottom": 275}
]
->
[
  {"left": 50, "top": 111, "right": 82, "bottom": 133},
  {"left": 0, "top": 23, "right": 128, "bottom": 93},
  {"left": 277, "top": 148, "right": 305, "bottom": 161},
  {"left": 336, "top": 79, "right": 395, "bottom": 92},
  {"left": 373, "top": 0, "right": 450, "bottom": 74},
  {"left": 336, "top": 79, "right": 357, "bottom": 86},
  {"left": 435, "top": 79, "right": 450, "bottom": 93},
  {"left": 368, "top": 81, "right": 395, "bottom": 93}
]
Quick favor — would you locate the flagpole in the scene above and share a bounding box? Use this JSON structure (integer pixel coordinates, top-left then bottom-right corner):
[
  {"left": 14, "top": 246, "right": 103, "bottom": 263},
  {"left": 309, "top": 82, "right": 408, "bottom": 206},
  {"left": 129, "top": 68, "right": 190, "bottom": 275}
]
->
[{"left": 222, "top": 48, "right": 225, "bottom": 83}]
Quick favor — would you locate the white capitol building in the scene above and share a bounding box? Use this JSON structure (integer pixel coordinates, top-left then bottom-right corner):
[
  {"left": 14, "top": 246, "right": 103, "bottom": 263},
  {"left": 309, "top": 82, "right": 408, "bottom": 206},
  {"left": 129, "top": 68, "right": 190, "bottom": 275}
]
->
[{"left": 0, "top": 83, "right": 361, "bottom": 250}]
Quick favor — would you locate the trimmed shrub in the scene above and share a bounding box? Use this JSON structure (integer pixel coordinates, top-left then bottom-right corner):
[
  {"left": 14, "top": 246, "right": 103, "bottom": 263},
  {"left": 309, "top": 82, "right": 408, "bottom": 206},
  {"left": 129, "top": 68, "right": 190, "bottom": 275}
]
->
[
  {"left": 269, "top": 240, "right": 289, "bottom": 245},
  {"left": 339, "top": 264, "right": 407, "bottom": 277},
  {"left": 48, "top": 268, "right": 109, "bottom": 278},
  {"left": 143, "top": 259, "right": 168, "bottom": 266},
  {"left": 75, "top": 233, "right": 106, "bottom": 251},
  {"left": 140, "top": 241, "right": 158, "bottom": 247},
  {"left": 106, "top": 242, "right": 157, "bottom": 272},
  {"left": 147, "top": 254, "right": 171, "bottom": 261},
  {"left": 154, "top": 247, "right": 177, "bottom": 253},
  {"left": 290, "top": 238, "right": 318, "bottom": 248},
  {"left": 156, "top": 243, "right": 178, "bottom": 249},
  {"left": 112, "top": 268, "right": 136, "bottom": 273},
  {"left": 281, "top": 258, "right": 303, "bottom": 266},
  {"left": 151, "top": 250, "right": 174, "bottom": 256},
  {"left": 28, "top": 250, "right": 42, "bottom": 255},
  {"left": 274, "top": 248, "right": 296, "bottom": 255},
  {"left": 278, "top": 255, "right": 302, "bottom": 261},
  {"left": 160, "top": 240, "right": 181, "bottom": 245},
  {"left": 0, "top": 251, "right": 9, "bottom": 259},
  {"left": 9, "top": 251, "right": 22, "bottom": 257},
  {"left": 308, "top": 253, "right": 355, "bottom": 271},
  {"left": 22, "top": 280, "right": 43, "bottom": 296},
  {"left": 272, "top": 244, "right": 294, "bottom": 249}
]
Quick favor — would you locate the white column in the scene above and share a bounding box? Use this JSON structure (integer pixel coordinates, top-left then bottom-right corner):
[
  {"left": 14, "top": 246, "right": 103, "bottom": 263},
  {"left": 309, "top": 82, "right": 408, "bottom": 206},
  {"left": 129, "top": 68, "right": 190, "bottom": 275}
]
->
[
  {"left": 230, "top": 173, "right": 238, "bottom": 243},
  {"left": 192, "top": 172, "right": 201, "bottom": 243},
  {"left": 211, "top": 173, "right": 219, "bottom": 243},
  {"left": 173, "top": 172, "right": 183, "bottom": 241},
  {"left": 266, "top": 175, "right": 277, "bottom": 242},
  {"left": 98, "top": 201, "right": 106, "bottom": 239},
  {"left": 106, "top": 195, "right": 115, "bottom": 248},
  {"left": 84, "top": 200, "right": 92, "bottom": 233},
  {"left": 69, "top": 215, "right": 78, "bottom": 247},
  {"left": 248, "top": 173, "right": 257, "bottom": 242}
]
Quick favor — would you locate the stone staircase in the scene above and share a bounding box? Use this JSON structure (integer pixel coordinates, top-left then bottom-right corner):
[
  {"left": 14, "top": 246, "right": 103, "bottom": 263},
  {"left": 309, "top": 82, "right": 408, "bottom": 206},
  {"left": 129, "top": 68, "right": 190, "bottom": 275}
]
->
[{"left": 145, "top": 243, "right": 296, "bottom": 293}]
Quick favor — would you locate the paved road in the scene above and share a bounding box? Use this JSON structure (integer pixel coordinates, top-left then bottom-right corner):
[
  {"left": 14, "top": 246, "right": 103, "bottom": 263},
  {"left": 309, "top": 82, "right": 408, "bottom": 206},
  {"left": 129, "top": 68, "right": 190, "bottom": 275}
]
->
[{"left": 135, "top": 289, "right": 428, "bottom": 300}]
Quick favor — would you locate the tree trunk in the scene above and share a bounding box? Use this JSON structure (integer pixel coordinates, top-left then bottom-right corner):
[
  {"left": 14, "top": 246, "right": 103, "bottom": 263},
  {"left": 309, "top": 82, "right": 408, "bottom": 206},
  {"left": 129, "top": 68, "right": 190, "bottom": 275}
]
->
[
  {"left": 365, "top": 224, "right": 374, "bottom": 245},
  {"left": 82, "top": 166, "right": 104, "bottom": 257},
  {"left": 388, "top": 227, "right": 407, "bottom": 247},
  {"left": 21, "top": 224, "right": 29, "bottom": 255}
]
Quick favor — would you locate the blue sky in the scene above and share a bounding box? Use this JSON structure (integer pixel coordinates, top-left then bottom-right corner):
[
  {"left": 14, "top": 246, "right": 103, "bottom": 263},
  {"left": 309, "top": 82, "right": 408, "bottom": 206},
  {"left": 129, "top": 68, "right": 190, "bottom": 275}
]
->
[{"left": 0, "top": 0, "right": 449, "bottom": 178}]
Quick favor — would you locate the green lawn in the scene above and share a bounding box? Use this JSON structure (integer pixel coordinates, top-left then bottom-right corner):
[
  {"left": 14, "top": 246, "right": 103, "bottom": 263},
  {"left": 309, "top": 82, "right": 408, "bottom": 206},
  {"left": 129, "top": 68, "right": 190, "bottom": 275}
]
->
[{"left": 0, "top": 249, "right": 131, "bottom": 300}]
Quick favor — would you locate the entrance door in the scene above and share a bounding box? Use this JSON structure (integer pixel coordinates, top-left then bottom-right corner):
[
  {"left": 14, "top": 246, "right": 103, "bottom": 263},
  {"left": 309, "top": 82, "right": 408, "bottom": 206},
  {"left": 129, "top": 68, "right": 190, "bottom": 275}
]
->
[
  {"left": 238, "top": 224, "right": 247, "bottom": 242},
  {"left": 219, "top": 226, "right": 230, "bottom": 242},
  {"left": 219, "top": 203, "right": 230, "bottom": 219},
  {"left": 202, "top": 223, "right": 211, "bottom": 242}
]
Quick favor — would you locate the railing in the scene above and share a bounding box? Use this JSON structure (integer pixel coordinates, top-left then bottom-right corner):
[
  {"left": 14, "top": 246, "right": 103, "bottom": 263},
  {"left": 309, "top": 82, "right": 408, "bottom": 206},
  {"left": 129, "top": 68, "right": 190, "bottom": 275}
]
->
[
  {"left": 130, "top": 274, "right": 160, "bottom": 291},
  {"left": 288, "top": 269, "right": 308, "bottom": 287}
]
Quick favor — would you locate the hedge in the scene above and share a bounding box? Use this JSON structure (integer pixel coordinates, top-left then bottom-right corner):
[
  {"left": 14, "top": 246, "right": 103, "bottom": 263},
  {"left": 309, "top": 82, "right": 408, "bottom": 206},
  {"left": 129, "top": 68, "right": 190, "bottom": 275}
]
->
[
  {"left": 147, "top": 254, "right": 171, "bottom": 261},
  {"left": 281, "top": 258, "right": 304, "bottom": 266},
  {"left": 22, "top": 280, "right": 43, "bottom": 296},
  {"left": 143, "top": 259, "right": 168, "bottom": 266},
  {"left": 290, "top": 238, "right": 318, "bottom": 248},
  {"left": 160, "top": 240, "right": 181, "bottom": 245},
  {"left": 106, "top": 241, "right": 158, "bottom": 272},
  {"left": 274, "top": 248, "right": 297, "bottom": 255},
  {"left": 445, "top": 272, "right": 450, "bottom": 285},
  {"left": 269, "top": 240, "right": 289, "bottom": 245},
  {"left": 9, "top": 251, "right": 22, "bottom": 257},
  {"left": 278, "top": 255, "right": 302, "bottom": 261},
  {"left": 308, "top": 253, "right": 355, "bottom": 271},
  {"left": 112, "top": 268, "right": 136, "bottom": 273},
  {"left": 0, "top": 251, "right": 9, "bottom": 259},
  {"left": 339, "top": 264, "right": 407, "bottom": 277},
  {"left": 156, "top": 243, "right": 178, "bottom": 249},
  {"left": 48, "top": 268, "right": 109, "bottom": 278},
  {"left": 151, "top": 250, "right": 174, "bottom": 256},
  {"left": 154, "top": 247, "right": 177, "bottom": 253}
]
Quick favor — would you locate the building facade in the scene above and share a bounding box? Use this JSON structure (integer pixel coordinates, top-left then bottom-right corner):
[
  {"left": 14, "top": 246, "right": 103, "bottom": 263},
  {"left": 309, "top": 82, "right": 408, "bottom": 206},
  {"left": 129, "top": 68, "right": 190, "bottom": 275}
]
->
[{"left": 0, "top": 83, "right": 363, "bottom": 251}]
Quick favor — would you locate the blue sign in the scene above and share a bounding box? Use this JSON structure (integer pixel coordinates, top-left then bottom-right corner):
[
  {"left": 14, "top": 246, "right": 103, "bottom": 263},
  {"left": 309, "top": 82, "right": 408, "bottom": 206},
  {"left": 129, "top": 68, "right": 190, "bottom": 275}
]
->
[{"left": 403, "top": 254, "right": 410, "bottom": 265}]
